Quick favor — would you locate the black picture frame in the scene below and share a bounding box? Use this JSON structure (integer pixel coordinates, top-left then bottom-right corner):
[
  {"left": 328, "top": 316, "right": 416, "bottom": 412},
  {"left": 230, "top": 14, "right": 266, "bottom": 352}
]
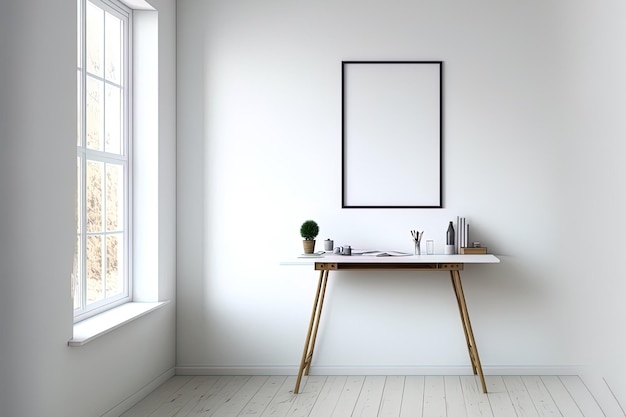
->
[{"left": 342, "top": 61, "right": 443, "bottom": 208}]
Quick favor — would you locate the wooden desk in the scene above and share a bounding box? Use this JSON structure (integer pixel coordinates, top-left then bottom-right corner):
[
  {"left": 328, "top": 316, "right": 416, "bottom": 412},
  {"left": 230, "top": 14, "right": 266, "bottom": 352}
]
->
[{"left": 289, "top": 254, "right": 500, "bottom": 394}]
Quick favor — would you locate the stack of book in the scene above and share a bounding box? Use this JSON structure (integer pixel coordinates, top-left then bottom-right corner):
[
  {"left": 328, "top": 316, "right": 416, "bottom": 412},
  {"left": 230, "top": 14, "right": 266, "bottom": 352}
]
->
[
  {"left": 456, "top": 216, "right": 488, "bottom": 254},
  {"left": 460, "top": 247, "right": 487, "bottom": 254}
]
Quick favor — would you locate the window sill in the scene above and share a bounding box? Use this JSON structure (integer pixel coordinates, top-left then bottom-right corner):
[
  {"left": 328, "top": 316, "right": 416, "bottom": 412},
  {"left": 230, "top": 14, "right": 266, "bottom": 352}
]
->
[{"left": 69, "top": 301, "right": 168, "bottom": 347}]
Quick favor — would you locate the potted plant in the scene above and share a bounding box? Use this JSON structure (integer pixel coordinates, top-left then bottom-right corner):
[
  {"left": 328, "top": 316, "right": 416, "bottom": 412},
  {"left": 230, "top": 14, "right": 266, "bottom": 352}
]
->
[{"left": 300, "top": 220, "right": 319, "bottom": 254}]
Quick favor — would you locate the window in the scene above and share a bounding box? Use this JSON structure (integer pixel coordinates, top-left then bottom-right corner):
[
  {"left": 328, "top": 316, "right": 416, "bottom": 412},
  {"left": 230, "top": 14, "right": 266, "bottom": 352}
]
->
[{"left": 75, "top": 0, "right": 132, "bottom": 321}]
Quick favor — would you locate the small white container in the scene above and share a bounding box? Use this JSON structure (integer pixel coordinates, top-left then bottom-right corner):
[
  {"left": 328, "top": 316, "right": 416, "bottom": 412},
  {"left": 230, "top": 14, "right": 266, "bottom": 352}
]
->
[
  {"left": 426, "top": 240, "right": 434, "bottom": 255},
  {"left": 444, "top": 244, "right": 455, "bottom": 255}
]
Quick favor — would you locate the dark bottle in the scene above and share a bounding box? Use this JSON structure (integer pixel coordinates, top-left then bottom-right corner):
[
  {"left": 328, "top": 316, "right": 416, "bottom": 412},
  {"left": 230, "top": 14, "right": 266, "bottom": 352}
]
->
[{"left": 446, "top": 221, "right": 455, "bottom": 245}]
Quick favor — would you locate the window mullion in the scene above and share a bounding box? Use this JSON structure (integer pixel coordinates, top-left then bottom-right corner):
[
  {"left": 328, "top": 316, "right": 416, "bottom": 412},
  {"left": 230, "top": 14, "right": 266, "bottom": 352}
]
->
[
  {"left": 84, "top": 150, "right": 127, "bottom": 163},
  {"left": 102, "top": 162, "right": 107, "bottom": 299},
  {"left": 79, "top": 0, "right": 88, "bottom": 315}
]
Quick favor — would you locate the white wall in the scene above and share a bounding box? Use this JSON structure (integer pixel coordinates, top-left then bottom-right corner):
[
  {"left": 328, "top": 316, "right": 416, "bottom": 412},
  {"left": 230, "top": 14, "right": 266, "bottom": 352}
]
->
[
  {"left": 176, "top": 0, "right": 626, "bottom": 409},
  {"left": 0, "top": 0, "right": 177, "bottom": 416}
]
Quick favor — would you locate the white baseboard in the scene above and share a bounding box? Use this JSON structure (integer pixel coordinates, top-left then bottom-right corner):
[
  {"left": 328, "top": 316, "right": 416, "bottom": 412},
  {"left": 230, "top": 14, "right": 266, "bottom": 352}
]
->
[
  {"left": 175, "top": 364, "right": 581, "bottom": 376},
  {"left": 101, "top": 367, "right": 176, "bottom": 417},
  {"left": 176, "top": 365, "right": 298, "bottom": 376}
]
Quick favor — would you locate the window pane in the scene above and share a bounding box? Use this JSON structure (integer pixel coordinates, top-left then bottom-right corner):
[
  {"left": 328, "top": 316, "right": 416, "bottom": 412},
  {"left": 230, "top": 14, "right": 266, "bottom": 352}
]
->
[
  {"left": 105, "top": 12, "right": 122, "bottom": 84},
  {"left": 86, "top": 75, "right": 103, "bottom": 150},
  {"left": 86, "top": 235, "right": 104, "bottom": 304},
  {"left": 105, "top": 84, "right": 122, "bottom": 154},
  {"left": 77, "top": 0, "right": 131, "bottom": 319},
  {"left": 86, "top": 1, "right": 103, "bottom": 77},
  {"left": 74, "top": 234, "right": 82, "bottom": 310},
  {"left": 106, "top": 234, "right": 123, "bottom": 297},
  {"left": 105, "top": 163, "right": 123, "bottom": 231},
  {"left": 77, "top": 156, "right": 81, "bottom": 233},
  {"left": 75, "top": 157, "right": 82, "bottom": 310},
  {"left": 86, "top": 160, "right": 103, "bottom": 233}
]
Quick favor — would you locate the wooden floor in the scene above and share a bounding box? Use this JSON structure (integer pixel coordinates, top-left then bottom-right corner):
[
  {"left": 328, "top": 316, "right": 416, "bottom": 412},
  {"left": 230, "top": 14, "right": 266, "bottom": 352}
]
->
[{"left": 121, "top": 374, "right": 607, "bottom": 417}]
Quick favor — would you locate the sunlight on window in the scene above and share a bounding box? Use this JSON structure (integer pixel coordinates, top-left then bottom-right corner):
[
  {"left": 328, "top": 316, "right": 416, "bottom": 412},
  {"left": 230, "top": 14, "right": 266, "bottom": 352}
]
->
[{"left": 76, "top": 0, "right": 130, "bottom": 320}]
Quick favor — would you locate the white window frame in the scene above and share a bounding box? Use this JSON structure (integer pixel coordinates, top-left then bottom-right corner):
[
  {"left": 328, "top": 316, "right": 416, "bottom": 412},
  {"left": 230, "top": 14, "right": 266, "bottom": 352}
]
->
[{"left": 75, "top": 0, "right": 133, "bottom": 322}]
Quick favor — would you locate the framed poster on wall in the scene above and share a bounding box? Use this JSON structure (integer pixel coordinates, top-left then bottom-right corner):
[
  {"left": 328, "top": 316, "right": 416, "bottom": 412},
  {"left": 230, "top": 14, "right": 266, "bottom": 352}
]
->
[{"left": 342, "top": 61, "right": 442, "bottom": 208}]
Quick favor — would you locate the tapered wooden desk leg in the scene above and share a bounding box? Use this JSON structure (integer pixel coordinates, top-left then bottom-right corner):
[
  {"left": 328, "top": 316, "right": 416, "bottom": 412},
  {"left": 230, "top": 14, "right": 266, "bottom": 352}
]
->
[
  {"left": 294, "top": 269, "right": 329, "bottom": 394},
  {"left": 304, "top": 270, "right": 329, "bottom": 376},
  {"left": 451, "top": 270, "right": 488, "bottom": 394},
  {"left": 450, "top": 271, "right": 477, "bottom": 375}
]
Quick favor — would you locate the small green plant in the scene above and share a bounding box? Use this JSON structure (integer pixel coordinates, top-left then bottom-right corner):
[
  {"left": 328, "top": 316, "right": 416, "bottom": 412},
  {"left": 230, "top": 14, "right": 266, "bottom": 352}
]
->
[{"left": 300, "top": 220, "right": 319, "bottom": 240}]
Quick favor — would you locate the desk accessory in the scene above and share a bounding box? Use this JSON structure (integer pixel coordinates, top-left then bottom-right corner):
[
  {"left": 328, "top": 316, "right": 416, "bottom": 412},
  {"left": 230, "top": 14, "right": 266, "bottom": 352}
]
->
[
  {"left": 426, "top": 240, "right": 434, "bottom": 255},
  {"left": 411, "top": 229, "right": 423, "bottom": 255},
  {"left": 461, "top": 242, "right": 487, "bottom": 254},
  {"left": 455, "top": 216, "right": 474, "bottom": 253},
  {"left": 445, "top": 221, "right": 455, "bottom": 254},
  {"left": 300, "top": 220, "right": 319, "bottom": 254},
  {"left": 338, "top": 245, "right": 352, "bottom": 255},
  {"left": 297, "top": 251, "right": 325, "bottom": 258},
  {"left": 460, "top": 247, "right": 488, "bottom": 254}
]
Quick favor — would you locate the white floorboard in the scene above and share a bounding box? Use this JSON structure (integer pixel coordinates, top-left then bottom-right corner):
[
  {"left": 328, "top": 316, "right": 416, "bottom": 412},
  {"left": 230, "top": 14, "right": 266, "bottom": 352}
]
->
[{"left": 120, "top": 375, "right": 612, "bottom": 417}]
